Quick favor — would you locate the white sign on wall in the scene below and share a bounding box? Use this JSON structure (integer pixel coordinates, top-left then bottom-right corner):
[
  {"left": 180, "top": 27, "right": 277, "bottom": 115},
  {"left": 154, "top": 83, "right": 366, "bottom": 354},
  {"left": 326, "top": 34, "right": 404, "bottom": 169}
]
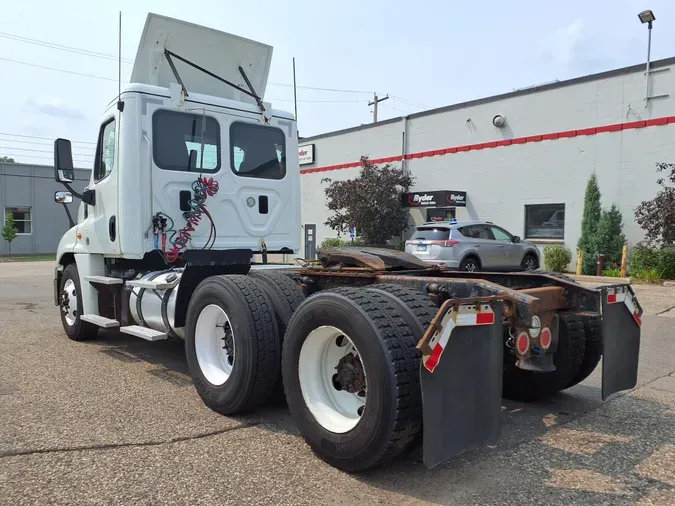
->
[{"left": 298, "top": 144, "right": 315, "bottom": 165}]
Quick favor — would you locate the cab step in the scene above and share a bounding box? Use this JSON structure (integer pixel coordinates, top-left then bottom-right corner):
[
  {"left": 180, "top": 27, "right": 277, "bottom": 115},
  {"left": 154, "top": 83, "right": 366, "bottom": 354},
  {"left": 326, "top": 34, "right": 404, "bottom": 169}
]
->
[
  {"left": 84, "top": 276, "right": 124, "bottom": 285},
  {"left": 120, "top": 325, "right": 167, "bottom": 341},
  {"left": 80, "top": 314, "right": 120, "bottom": 328}
]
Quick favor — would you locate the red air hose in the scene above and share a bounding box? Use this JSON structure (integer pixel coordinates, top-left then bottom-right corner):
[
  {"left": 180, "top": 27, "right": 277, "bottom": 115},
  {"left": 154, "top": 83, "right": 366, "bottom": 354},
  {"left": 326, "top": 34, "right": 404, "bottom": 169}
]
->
[{"left": 164, "top": 176, "right": 219, "bottom": 263}]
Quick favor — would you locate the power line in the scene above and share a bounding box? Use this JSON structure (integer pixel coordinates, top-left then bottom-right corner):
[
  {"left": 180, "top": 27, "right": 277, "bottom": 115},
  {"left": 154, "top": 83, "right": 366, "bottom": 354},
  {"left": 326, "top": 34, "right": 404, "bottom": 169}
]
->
[
  {"left": 390, "top": 95, "right": 429, "bottom": 109},
  {"left": 0, "top": 56, "right": 121, "bottom": 83},
  {"left": 0, "top": 137, "right": 95, "bottom": 149},
  {"left": 0, "top": 146, "right": 94, "bottom": 156},
  {"left": 0, "top": 31, "right": 134, "bottom": 63},
  {"left": 0, "top": 56, "right": 368, "bottom": 104},
  {"left": 0, "top": 132, "right": 96, "bottom": 145},
  {"left": 0, "top": 31, "right": 431, "bottom": 108}
]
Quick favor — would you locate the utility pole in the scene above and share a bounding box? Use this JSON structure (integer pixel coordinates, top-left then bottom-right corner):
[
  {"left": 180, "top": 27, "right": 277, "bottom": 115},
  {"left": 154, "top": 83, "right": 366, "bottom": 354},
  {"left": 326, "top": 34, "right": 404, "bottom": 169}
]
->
[{"left": 368, "top": 93, "right": 389, "bottom": 123}]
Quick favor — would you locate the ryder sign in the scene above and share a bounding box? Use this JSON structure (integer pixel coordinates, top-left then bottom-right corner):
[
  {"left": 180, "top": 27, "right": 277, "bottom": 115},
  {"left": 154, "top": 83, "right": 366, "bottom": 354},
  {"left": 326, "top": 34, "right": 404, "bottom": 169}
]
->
[
  {"left": 402, "top": 190, "right": 467, "bottom": 207},
  {"left": 298, "top": 144, "right": 315, "bottom": 165}
]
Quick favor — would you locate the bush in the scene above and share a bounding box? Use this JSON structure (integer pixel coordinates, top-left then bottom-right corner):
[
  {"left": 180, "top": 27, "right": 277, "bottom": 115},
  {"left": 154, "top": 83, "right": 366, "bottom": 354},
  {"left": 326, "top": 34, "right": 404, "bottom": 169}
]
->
[
  {"left": 320, "top": 237, "right": 364, "bottom": 249},
  {"left": 602, "top": 266, "right": 622, "bottom": 277},
  {"left": 543, "top": 245, "right": 572, "bottom": 273},
  {"left": 658, "top": 247, "right": 675, "bottom": 280},
  {"left": 629, "top": 246, "right": 675, "bottom": 281}
]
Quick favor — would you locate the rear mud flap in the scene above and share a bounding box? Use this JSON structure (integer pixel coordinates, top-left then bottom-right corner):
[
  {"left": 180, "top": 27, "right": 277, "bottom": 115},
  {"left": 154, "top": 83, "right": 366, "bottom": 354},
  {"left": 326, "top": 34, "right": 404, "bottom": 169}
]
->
[
  {"left": 418, "top": 301, "right": 503, "bottom": 469},
  {"left": 601, "top": 285, "right": 642, "bottom": 400}
]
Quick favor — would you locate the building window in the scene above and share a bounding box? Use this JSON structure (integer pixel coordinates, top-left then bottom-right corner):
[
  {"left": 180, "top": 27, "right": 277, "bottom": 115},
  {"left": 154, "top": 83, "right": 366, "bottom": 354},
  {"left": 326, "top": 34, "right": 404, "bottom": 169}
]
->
[
  {"left": 152, "top": 110, "right": 221, "bottom": 172},
  {"left": 4, "top": 207, "right": 32, "bottom": 234},
  {"left": 94, "top": 118, "right": 116, "bottom": 182},
  {"left": 525, "top": 204, "right": 565, "bottom": 240},
  {"left": 230, "top": 121, "right": 286, "bottom": 180}
]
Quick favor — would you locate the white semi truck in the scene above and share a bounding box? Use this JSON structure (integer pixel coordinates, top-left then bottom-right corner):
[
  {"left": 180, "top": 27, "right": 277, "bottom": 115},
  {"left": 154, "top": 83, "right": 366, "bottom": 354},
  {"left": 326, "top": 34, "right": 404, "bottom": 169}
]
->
[{"left": 52, "top": 13, "right": 644, "bottom": 472}]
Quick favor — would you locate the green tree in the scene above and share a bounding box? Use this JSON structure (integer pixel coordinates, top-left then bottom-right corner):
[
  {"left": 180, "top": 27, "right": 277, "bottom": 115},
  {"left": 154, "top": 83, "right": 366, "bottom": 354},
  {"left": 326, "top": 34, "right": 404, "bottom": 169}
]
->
[
  {"left": 578, "top": 173, "right": 602, "bottom": 274},
  {"left": 634, "top": 162, "right": 675, "bottom": 246},
  {"left": 594, "top": 204, "right": 626, "bottom": 266},
  {"left": 322, "top": 156, "right": 414, "bottom": 245},
  {"left": 2, "top": 212, "right": 19, "bottom": 256},
  {"left": 0, "top": 156, "right": 16, "bottom": 163}
]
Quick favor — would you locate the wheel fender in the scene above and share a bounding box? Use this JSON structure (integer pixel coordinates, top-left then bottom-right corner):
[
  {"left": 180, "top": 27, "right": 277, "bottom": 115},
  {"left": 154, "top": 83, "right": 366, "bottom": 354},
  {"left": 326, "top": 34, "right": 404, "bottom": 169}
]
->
[
  {"left": 521, "top": 248, "right": 539, "bottom": 265},
  {"left": 460, "top": 252, "right": 481, "bottom": 268}
]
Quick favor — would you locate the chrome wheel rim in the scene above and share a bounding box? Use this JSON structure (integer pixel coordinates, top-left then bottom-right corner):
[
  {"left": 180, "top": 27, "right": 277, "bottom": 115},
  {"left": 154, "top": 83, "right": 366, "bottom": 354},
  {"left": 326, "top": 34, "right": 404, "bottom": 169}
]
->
[{"left": 61, "top": 278, "right": 78, "bottom": 326}]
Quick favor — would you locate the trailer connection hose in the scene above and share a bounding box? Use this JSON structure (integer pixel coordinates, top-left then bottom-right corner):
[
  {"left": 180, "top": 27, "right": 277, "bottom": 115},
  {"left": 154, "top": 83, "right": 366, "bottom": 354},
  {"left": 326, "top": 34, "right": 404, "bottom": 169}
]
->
[{"left": 164, "top": 176, "right": 219, "bottom": 263}]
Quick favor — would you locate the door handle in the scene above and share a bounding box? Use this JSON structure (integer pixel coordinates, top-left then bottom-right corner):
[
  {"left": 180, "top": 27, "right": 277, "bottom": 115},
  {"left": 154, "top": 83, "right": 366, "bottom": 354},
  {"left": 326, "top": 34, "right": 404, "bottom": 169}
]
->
[
  {"left": 109, "top": 216, "right": 116, "bottom": 242},
  {"left": 498, "top": 245, "right": 505, "bottom": 248}
]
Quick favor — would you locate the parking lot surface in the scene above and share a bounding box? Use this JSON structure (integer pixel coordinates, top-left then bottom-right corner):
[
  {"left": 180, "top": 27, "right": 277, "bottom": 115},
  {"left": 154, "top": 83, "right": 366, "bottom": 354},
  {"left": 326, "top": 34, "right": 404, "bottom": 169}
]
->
[{"left": 1, "top": 262, "right": 674, "bottom": 506}]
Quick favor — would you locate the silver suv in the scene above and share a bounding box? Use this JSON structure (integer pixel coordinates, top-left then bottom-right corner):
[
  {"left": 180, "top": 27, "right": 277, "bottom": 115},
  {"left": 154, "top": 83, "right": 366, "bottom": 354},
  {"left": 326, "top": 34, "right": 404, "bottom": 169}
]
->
[{"left": 404, "top": 220, "right": 540, "bottom": 272}]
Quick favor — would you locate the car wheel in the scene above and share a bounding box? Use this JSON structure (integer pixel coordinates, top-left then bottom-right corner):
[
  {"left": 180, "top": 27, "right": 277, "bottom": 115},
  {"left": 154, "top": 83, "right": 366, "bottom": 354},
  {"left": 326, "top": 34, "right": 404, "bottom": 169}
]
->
[
  {"left": 522, "top": 253, "right": 539, "bottom": 271},
  {"left": 459, "top": 256, "right": 480, "bottom": 272}
]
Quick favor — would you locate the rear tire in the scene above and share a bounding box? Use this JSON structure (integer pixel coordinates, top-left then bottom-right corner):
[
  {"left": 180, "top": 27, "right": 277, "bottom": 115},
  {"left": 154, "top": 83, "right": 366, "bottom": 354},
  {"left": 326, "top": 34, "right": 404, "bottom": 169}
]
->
[
  {"left": 185, "top": 275, "right": 279, "bottom": 415},
  {"left": 565, "top": 316, "right": 602, "bottom": 388},
  {"left": 502, "top": 314, "right": 586, "bottom": 401},
  {"left": 249, "top": 271, "right": 305, "bottom": 404},
  {"left": 282, "top": 288, "right": 422, "bottom": 472},
  {"left": 521, "top": 253, "right": 539, "bottom": 271},
  {"left": 59, "top": 263, "right": 99, "bottom": 341},
  {"left": 459, "top": 256, "right": 481, "bottom": 272}
]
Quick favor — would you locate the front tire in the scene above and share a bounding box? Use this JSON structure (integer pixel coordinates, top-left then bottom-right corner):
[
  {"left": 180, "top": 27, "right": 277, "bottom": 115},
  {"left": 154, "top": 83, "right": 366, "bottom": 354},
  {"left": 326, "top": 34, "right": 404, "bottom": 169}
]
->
[
  {"left": 282, "top": 288, "right": 422, "bottom": 472},
  {"left": 521, "top": 253, "right": 539, "bottom": 271},
  {"left": 185, "top": 275, "right": 279, "bottom": 415},
  {"left": 59, "top": 263, "right": 98, "bottom": 341}
]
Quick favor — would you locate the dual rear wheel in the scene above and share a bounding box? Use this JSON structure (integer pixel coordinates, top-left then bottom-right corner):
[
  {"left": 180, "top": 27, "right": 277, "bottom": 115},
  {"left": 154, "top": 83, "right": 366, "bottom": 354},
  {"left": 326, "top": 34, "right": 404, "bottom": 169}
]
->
[{"left": 184, "top": 275, "right": 434, "bottom": 471}]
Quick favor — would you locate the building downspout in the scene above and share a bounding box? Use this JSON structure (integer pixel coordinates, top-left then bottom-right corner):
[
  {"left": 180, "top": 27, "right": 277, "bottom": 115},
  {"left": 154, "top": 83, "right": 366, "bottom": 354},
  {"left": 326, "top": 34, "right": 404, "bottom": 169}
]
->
[
  {"left": 401, "top": 115, "right": 410, "bottom": 248},
  {"left": 401, "top": 115, "right": 409, "bottom": 174}
]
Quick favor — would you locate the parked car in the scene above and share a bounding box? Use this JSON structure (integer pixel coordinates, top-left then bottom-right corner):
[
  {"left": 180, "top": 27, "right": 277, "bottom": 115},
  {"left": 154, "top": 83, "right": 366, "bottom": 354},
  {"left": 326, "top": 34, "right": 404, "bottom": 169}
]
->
[{"left": 404, "top": 219, "right": 540, "bottom": 272}]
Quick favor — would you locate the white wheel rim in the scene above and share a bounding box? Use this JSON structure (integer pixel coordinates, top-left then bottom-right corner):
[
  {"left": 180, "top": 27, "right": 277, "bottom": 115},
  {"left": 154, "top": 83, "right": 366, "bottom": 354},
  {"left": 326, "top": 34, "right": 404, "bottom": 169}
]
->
[
  {"left": 195, "top": 304, "right": 236, "bottom": 386},
  {"left": 298, "top": 326, "right": 367, "bottom": 434},
  {"left": 62, "top": 278, "right": 78, "bottom": 326}
]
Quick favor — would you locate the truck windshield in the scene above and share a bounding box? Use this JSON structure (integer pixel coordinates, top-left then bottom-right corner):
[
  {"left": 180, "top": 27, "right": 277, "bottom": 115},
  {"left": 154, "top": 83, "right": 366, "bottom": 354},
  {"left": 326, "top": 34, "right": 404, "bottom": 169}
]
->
[{"left": 411, "top": 227, "right": 450, "bottom": 241}]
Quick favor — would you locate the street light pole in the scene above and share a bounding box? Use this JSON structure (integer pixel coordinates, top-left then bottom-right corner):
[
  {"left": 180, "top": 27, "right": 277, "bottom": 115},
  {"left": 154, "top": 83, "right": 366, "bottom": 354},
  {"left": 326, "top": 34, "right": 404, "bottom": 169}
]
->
[{"left": 638, "top": 9, "right": 656, "bottom": 103}]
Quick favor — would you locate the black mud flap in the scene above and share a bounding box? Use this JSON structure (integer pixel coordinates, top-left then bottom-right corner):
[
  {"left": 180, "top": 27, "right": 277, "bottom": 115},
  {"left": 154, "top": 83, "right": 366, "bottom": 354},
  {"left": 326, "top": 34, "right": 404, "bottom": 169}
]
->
[
  {"left": 601, "top": 285, "right": 642, "bottom": 400},
  {"left": 419, "top": 302, "right": 503, "bottom": 469}
]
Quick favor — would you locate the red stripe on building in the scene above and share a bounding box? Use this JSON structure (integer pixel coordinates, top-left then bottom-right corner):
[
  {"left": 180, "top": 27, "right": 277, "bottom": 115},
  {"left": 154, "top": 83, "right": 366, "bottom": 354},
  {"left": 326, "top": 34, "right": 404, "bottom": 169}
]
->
[{"left": 300, "top": 115, "right": 675, "bottom": 175}]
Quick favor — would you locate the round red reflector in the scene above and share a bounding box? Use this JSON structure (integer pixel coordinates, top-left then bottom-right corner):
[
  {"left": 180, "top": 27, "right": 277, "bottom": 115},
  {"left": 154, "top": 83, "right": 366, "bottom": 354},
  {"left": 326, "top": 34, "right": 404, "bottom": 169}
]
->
[
  {"left": 540, "top": 327, "right": 552, "bottom": 349},
  {"left": 516, "top": 332, "right": 529, "bottom": 354}
]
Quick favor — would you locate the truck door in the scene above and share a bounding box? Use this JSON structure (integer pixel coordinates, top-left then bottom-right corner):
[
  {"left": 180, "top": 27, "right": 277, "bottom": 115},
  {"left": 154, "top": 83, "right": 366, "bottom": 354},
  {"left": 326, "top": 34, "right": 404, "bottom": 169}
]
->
[{"left": 79, "top": 114, "right": 121, "bottom": 254}]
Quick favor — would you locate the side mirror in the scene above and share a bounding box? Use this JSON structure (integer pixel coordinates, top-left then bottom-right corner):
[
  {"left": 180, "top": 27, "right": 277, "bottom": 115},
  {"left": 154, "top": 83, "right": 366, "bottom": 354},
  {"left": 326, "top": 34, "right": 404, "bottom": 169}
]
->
[
  {"left": 54, "top": 191, "right": 73, "bottom": 204},
  {"left": 54, "top": 138, "right": 75, "bottom": 183},
  {"left": 513, "top": 236, "right": 521, "bottom": 243}
]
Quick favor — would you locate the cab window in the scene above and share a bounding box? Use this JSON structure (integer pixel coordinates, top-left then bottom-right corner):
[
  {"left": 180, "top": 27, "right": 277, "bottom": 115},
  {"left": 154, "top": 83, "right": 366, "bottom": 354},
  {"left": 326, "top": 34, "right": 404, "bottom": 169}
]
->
[
  {"left": 230, "top": 121, "right": 286, "bottom": 180},
  {"left": 152, "top": 110, "right": 221, "bottom": 172},
  {"left": 94, "top": 118, "right": 116, "bottom": 182}
]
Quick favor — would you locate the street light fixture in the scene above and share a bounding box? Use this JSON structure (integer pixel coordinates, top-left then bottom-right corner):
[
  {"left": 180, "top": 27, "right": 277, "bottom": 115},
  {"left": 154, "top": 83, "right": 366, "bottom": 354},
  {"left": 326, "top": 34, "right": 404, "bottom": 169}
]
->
[
  {"left": 639, "top": 9, "right": 655, "bottom": 103},
  {"left": 638, "top": 9, "right": 655, "bottom": 24}
]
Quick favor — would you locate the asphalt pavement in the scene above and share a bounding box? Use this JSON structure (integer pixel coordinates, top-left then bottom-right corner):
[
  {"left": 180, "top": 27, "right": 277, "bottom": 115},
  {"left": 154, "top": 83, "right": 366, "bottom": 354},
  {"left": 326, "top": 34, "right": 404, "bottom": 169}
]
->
[{"left": 1, "top": 262, "right": 674, "bottom": 506}]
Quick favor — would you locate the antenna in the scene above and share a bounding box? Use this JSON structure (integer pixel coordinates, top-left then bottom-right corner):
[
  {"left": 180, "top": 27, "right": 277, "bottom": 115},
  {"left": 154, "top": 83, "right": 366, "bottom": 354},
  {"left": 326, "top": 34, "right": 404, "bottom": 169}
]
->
[{"left": 117, "top": 11, "right": 124, "bottom": 112}]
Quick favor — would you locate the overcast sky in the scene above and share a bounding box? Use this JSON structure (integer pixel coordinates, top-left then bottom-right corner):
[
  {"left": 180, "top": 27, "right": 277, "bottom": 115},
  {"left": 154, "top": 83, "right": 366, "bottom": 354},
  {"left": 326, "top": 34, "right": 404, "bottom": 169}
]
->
[{"left": 1, "top": 0, "right": 674, "bottom": 167}]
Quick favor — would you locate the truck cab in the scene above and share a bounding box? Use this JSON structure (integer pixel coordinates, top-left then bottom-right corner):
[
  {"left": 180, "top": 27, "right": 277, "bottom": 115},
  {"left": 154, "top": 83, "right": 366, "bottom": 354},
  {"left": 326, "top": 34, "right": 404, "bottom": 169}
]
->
[{"left": 53, "top": 13, "right": 300, "bottom": 321}]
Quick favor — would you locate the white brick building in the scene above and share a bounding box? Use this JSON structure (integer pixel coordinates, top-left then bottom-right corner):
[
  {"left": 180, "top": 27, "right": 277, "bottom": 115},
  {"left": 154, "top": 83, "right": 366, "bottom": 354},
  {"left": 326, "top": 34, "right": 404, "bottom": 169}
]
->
[{"left": 296, "top": 57, "right": 675, "bottom": 264}]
